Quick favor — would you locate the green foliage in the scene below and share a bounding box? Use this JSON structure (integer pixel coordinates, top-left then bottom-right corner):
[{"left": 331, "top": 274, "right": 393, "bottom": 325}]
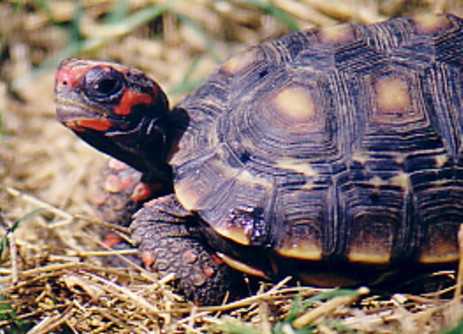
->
[
  {"left": 104, "top": 0, "right": 130, "bottom": 24},
  {"left": 246, "top": 0, "right": 300, "bottom": 31},
  {"left": 0, "top": 208, "right": 43, "bottom": 261},
  {"left": 169, "top": 57, "right": 204, "bottom": 96},
  {"left": 0, "top": 297, "right": 34, "bottom": 334},
  {"left": 442, "top": 320, "right": 463, "bottom": 334},
  {"left": 12, "top": 3, "right": 168, "bottom": 91},
  {"left": 273, "top": 322, "right": 315, "bottom": 334},
  {"left": 14, "top": 0, "right": 301, "bottom": 95},
  {"left": 302, "top": 288, "right": 359, "bottom": 307},
  {"left": 215, "top": 288, "right": 358, "bottom": 334},
  {"left": 33, "top": 0, "right": 52, "bottom": 20},
  {"left": 215, "top": 318, "right": 262, "bottom": 334},
  {"left": 177, "top": 14, "right": 222, "bottom": 62},
  {"left": 272, "top": 288, "right": 358, "bottom": 333}
]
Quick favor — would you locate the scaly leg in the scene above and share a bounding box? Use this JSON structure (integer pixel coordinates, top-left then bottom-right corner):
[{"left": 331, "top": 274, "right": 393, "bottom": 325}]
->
[
  {"left": 130, "top": 194, "right": 244, "bottom": 305},
  {"left": 90, "top": 158, "right": 163, "bottom": 264}
]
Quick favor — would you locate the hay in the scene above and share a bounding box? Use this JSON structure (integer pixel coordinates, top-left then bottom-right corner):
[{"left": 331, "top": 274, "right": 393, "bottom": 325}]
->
[{"left": 1, "top": 0, "right": 463, "bottom": 333}]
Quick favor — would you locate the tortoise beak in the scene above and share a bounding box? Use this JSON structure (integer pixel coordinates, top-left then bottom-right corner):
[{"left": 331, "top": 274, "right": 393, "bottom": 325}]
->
[
  {"left": 55, "top": 97, "right": 112, "bottom": 132},
  {"left": 55, "top": 59, "right": 113, "bottom": 131}
]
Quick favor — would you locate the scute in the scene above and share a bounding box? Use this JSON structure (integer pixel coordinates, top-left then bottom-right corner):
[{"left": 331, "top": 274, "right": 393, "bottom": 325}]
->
[
  {"left": 171, "top": 14, "right": 463, "bottom": 272},
  {"left": 413, "top": 13, "right": 454, "bottom": 34}
]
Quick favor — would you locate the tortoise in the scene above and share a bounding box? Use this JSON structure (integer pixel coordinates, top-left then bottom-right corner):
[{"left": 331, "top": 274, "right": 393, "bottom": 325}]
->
[{"left": 55, "top": 13, "right": 463, "bottom": 305}]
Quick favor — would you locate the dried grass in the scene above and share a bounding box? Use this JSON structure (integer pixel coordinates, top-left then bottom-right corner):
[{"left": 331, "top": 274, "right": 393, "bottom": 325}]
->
[{"left": 1, "top": 0, "right": 463, "bottom": 333}]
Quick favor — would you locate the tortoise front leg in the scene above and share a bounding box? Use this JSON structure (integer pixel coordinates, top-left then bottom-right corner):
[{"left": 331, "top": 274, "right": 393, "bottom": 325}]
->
[
  {"left": 91, "top": 158, "right": 164, "bottom": 231},
  {"left": 130, "top": 194, "right": 244, "bottom": 305},
  {"left": 90, "top": 158, "right": 164, "bottom": 265}
]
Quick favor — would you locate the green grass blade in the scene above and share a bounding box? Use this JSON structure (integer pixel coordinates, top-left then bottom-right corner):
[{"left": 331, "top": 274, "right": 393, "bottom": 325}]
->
[
  {"left": 285, "top": 294, "right": 304, "bottom": 322},
  {"left": 177, "top": 14, "right": 222, "bottom": 62},
  {"left": 33, "top": 0, "right": 52, "bottom": 19},
  {"left": 0, "top": 208, "right": 44, "bottom": 257},
  {"left": 169, "top": 57, "right": 205, "bottom": 95},
  {"left": 215, "top": 318, "right": 261, "bottom": 334},
  {"left": 104, "top": 0, "right": 130, "bottom": 24},
  {"left": 442, "top": 320, "right": 463, "bottom": 334},
  {"left": 246, "top": 0, "right": 300, "bottom": 31},
  {"left": 12, "top": 3, "right": 169, "bottom": 92},
  {"left": 273, "top": 322, "right": 315, "bottom": 334},
  {"left": 302, "top": 288, "right": 359, "bottom": 307}
]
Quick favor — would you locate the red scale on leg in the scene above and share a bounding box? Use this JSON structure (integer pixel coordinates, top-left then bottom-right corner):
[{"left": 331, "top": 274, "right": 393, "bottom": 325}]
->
[
  {"left": 182, "top": 250, "right": 198, "bottom": 264},
  {"left": 142, "top": 250, "right": 156, "bottom": 268},
  {"left": 102, "top": 232, "right": 124, "bottom": 248},
  {"left": 131, "top": 183, "right": 155, "bottom": 202}
]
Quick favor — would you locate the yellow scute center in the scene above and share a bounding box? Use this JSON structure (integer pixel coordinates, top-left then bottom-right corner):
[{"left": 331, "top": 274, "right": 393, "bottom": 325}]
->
[
  {"left": 276, "top": 241, "right": 322, "bottom": 260},
  {"left": 414, "top": 14, "right": 451, "bottom": 33},
  {"left": 274, "top": 86, "right": 315, "bottom": 121},
  {"left": 319, "top": 24, "right": 354, "bottom": 43},
  {"left": 375, "top": 77, "right": 411, "bottom": 113}
]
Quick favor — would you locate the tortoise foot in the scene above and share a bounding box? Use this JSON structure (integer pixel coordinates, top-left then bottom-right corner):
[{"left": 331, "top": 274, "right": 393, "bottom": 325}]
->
[{"left": 131, "top": 195, "right": 245, "bottom": 305}]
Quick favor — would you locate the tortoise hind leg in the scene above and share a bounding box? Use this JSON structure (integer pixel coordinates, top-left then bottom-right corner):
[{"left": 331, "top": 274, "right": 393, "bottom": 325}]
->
[{"left": 130, "top": 194, "right": 245, "bottom": 305}]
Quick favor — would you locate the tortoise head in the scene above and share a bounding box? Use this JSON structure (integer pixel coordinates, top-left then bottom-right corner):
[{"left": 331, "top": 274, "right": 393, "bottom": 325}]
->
[{"left": 55, "top": 58, "right": 172, "bottom": 181}]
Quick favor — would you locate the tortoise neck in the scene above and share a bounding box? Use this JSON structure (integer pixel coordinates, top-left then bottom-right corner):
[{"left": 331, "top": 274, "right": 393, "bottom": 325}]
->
[
  {"left": 123, "top": 113, "right": 174, "bottom": 182},
  {"left": 76, "top": 106, "right": 189, "bottom": 183},
  {"left": 76, "top": 115, "right": 172, "bottom": 184}
]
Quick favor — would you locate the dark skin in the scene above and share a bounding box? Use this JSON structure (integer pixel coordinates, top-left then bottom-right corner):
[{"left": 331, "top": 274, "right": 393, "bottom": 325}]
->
[
  {"left": 55, "top": 58, "right": 245, "bottom": 305},
  {"left": 55, "top": 58, "right": 173, "bottom": 182}
]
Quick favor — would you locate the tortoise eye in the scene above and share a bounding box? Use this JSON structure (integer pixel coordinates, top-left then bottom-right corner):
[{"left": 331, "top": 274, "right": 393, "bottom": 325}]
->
[{"left": 84, "top": 66, "right": 125, "bottom": 102}]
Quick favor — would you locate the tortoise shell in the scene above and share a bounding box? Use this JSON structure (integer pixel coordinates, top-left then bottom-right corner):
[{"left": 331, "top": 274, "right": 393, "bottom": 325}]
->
[{"left": 168, "top": 14, "right": 463, "bottom": 278}]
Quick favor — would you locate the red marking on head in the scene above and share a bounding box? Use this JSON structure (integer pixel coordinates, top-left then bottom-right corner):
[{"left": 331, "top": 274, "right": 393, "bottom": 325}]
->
[
  {"left": 102, "top": 232, "right": 123, "bottom": 248},
  {"left": 55, "top": 61, "right": 91, "bottom": 89},
  {"left": 130, "top": 183, "right": 153, "bottom": 202},
  {"left": 114, "top": 89, "right": 153, "bottom": 116},
  {"left": 66, "top": 118, "right": 113, "bottom": 132},
  {"left": 65, "top": 120, "right": 86, "bottom": 132}
]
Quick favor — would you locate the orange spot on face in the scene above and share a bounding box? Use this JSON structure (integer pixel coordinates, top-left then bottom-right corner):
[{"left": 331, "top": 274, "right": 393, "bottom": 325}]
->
[{"left": 114, "top": 89, "right": 153, "bottom": 116}]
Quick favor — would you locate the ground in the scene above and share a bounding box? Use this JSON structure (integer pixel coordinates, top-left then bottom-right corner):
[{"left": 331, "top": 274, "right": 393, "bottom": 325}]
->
[{"left": 1, "top": 1, "right": 463, "bottom": 333}]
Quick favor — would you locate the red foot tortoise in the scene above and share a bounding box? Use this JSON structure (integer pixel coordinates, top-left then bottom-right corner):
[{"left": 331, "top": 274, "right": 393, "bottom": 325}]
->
[{"left": 55, "top": 14, "right": 463, "bottom": 305}]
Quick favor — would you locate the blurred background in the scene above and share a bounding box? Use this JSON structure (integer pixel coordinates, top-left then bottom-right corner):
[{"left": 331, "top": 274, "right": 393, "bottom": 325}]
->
[{"left": 1, "top": 1, "right": 463, "bottom": 333}]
